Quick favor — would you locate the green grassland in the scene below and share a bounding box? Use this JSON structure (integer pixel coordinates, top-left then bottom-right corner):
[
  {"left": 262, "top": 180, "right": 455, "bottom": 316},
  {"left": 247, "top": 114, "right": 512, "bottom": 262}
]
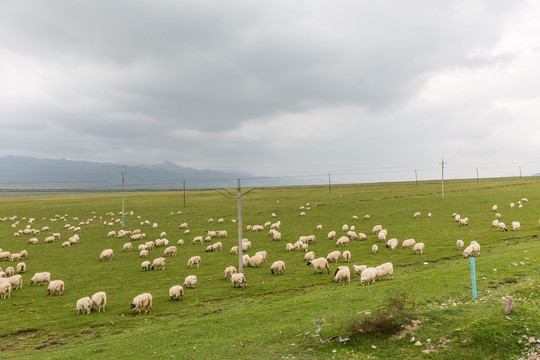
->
[{"left": 0, "top": 178, "right": 538, "bottom": 359}]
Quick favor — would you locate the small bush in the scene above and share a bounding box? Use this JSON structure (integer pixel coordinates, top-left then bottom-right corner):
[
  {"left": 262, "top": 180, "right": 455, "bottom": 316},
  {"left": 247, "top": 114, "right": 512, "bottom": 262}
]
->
[{"left": 348, "top": 291, "right": 415, "bottom": 337}]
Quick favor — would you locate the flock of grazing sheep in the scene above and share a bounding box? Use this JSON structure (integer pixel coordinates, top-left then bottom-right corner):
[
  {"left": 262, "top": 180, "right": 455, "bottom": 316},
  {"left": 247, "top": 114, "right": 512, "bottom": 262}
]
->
[{"left": 0, "top": 196, "right": 535, "bottom": 316}]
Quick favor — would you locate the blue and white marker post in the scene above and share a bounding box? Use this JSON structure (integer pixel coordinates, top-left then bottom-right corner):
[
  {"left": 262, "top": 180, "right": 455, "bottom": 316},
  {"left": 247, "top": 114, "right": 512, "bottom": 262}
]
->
[{"left": 469, "top": 257, "right": 477, "bottom": 300}]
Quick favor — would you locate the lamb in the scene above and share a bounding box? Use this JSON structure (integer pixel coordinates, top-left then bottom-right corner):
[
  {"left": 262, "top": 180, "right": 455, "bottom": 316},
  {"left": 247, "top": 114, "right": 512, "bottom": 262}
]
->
[
  {"left": 224, "top": 266, "right": 237, "bottom": 280},
  {"left": 91, "top": 291, "right": 107, "bottom": 312},
  {"left": 183, "top": 275, "right": 197, "bottom": 288},
  {"left": 30, "top": 272, "right": 51, "bottom": 286},
  {"left": 16, "top": 262, "right": 26, "bottom": 273},
  {"left": 456, "top": 239, "right": 464, "bottom": 250},
  {"left": 386, "top": 238, "right": 398, "bottom": 250},
  {"left": 307, "top": 257, "right": 330, "bottom": 274},
  {"left": 327, "top": 250, "right": 341, "bottom": 263},
  {"left": 412, "top": 242, "right": 424, "bottom": 254},
  {"left": 512, "top": 221, "right": 520, "bottom": 231},
  {"left": 8, "top": 274, "right": 22, "bottom": 289},
  {"left": 498, "top": 222, "right": 508, "bottom": 232},
  {"left": 231, "top": 273, "right": 247, "bottom": 288},
  {"left": 375, "top": 262, "right": 393, "bottom": 280},
  {"left": 342, "top": 250, "right": 351, "bottom": 262},
  {"left": 248, "top": 254, "right": 264, "bottom": 267},
  {"left": 270, "top": 260, "right": 286, "bottom": 275},
  {"left": 187, "top": 256, "right": 201, "bottom": 268},
  {"left": 99, "top": 249, "right": 114, "bottom": 261},
  {"left": 521, "top": 198, "right": 529, "bottom": 203},
  {"left": 372, "top": 244, "right": 378, "bottom": 253},
  {"left": 141, "top": 261, "right": 151, "bottom": 271},
  {"left": 335, "top": 236, "right": 350, "bottom": 247},
  {"left": 163, "top": 246, "right": 177, "bottom": 257},
  {"left": 47, "top": 280, "right": 65, "bottom": 295},
  {"left": 361, "top": 267, "right": 378, "bottom": 285},
  {"left": 304, "top": 251, "right": 315, "bottom": 262},
  {"left": 334, "top": 266, "right": 350, "bottom": 283},
  {"left": 372, "top": 225, "right": 383, "bottom": 234},
  {"left": 353, "top": 265, "right": 367, "bottom": 276},
  {"left": 139, "top": 250, "right": 149, "bottom": 258},
  {"left": 401, "top": 239, "right": 416, "bottom": 249},
  {"left": 169, "top": 285, "right": 184, "bottom": 301},
  {"left": 76, "top": 296, "right": 93, "bottom": 314},
  {"left": 130, "top": 293, "right": 152, "bottom": 314},
  {"left": 5, "top": 266, "right": 14, "bottom": 277},
  {"left": 0, "top": 282, "right": 11, "bottom": 299},
  {"left": 327, "top": 231, "right": 336, "bottom": 240},
  {"left": 151, "top": 257, "right": 166, "bottom": 270}
]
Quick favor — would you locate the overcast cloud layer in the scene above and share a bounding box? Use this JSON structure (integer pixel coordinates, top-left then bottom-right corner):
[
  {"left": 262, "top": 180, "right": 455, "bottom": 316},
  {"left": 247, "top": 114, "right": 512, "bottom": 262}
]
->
[{"left": 1, "top": 0, "right": 540, "bottom": 184}]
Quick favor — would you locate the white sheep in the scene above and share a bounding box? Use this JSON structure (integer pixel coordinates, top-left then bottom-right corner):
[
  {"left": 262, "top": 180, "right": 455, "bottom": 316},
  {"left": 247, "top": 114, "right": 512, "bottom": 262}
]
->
[
  {"left": 307, "top": 257, "right": 330, "bottom": 274},
  {"left": 372, "top": 225, "right": 382, "bottom": 234},
  {"left": 30, "top": 272, "right": 51, "bottom": 286},
  {"left": 242, "top": 240, "right": 251, "bottom": 251},
  {"left": 492, "top": 205, "right": 498, "bottom": 211},
  {"left": 272, "top": 232, "right": 282, "bottom": 241},
  {"left": 346, "top": 231, "right": 357, "bottom": 240},
  {"left": 139, "top": 250, "right": 149, "bottom": 258},
  {"left": 138, "top": 244, "right": 148, "bottom": 251},
  {"left": 510, "top": 202, "right": 515, "bottom": 209},
  {"left": 177, "top": 239, "right": 184, "bottom": 246},
  {"left": 230, "top": 246, "right": 239, "bottom": 255},
  {"left": 19, "top": 250, "right": 27, "bottom": 260},
  {"left": 401, "top": 239, "right": 416, "bottom": 249},
  {"left": 28, "top": 238, "right": 38, "bottom": 245},
  {"left": 47, "top": 280, "right": 64, "bottom": 295},
  {"left": 498, "top": 222, "right": 508, "bottom": 232},
  {"left": 413, "top": 212, "right": 421, "bottom": 218},
  {"left": 99, "top": 249, "right": 114, "bottom": 261},
  {"left": 456, "top": 239, "right": 464, "bottom": 250},
  {"left": 342, "top": 224, "right": 349, "bottom": 232},
  {"left": 470, "top": 241, "right": 481, "bottom": 256},
  {"left": 169, "top": 285, "right": 184, "bottom": 301},
  {"left": 145, "top": 241, "right": 155, "bottom": 250},
  {"left": 0, "top": 282, "right": 11, "bottom": 299},
  {"left": 141, "top": 260, "right": 151, "bottom": 271},
  {"left": 357, "top": 233, "right": 367, "bottom": 241},
  {"left": 183, "top": 275, "right": 197, "bottom": 288},
  {"left": 163, "top": 246, "right": 177, "bottom": 257},
  {"left": 76, "top": 296, "right": 93, "bottom": 314},
  {"left": 512, "top": 221, "right": 520, "bottom": 231},
  {"left": 342, "top": 250, "right": 351, "bottom": 262},
  {"left": 327, "top": 250, "right": 341, "bottom": 263},
  {"left": 316, "top": 225, "right": 323, "bottom": 231},
  {"left": 92, "top": 292, "right": 107, "bottom": 312},
  {"left": 327, "top": 231, "right": 336, "bottom": 240},
  {"left": 224, "top": 266, "right": 237, "bottom": 280},
  {"left": 335, "top": 236, "right": 350, "bottom": 247},
  {"left": 5, "top": 266, "right": 14, "bottom": 277},
  {"left": 304, "top": 251, "right": 315, "bottom": 262},
  {"left": 187, "top": 256, "right": 201, "bottom": 268},
  {"left": 242, "top": 254, "right": 250, "bottom": 267},
  {"left": 248, "top": 254, "right": 264, "bottom": 268},
  {"left": 151, "top": 257, "right": 166, "bottom": 270},
  {"left": 255, "top": 251, "right": 268, "bottom": 262},
  {"left": 463, "top": 245, "right": 475, "bottom": 258},
  {"left": 377, "top": 232, "right": 386, "bottom": 242},
  {"left": 212, "top": 242, "right": 223, "bottom": 252},
  {"left": 231, "top": 273, "right": 247, "bottom": 288},
  {"left": 8, "top": 274, "right": 22, "bottom": 289},
  {"left": 361, "top": 267, "right": 378, "bottom": 285},
  {"left": 130, "top": 293, "right": 152, "bottom": 314},
  {"left": 123, "top": 243, "right": 132, "bottom": 252},
  {"left": 353, "top": 265, "right": 367, "bottom": 276},
  {"left": 270, "top": 260, "right": 286, "bottom": 275},
  {"left": 363, "top": 214, "right": 370, "bottom": 220},
  {"left": 375, "top": 262, "right": 393, "bottom": 280},
  {"left": 496, "top": 213, "right": 502, "bottom": 220},
  {"left": 192, "top": 236, "right": 203, "bottom": 244},
  {"left": 492, "top": 219, "right": 499, "bottom": 228},
  {"left": 412, "top": 242, "right": 424, "bottom": 254},
  {"left": 372, "top": 244, "right": 378, "bottom": 253},
  {"left": 286, "top": 243, "right": 294, "bottom": 252},
  {"left": 16, "top": 262, "right": 26, "bottom": 273},
  {"left": 333, "top": 266, "right": 350, "bottom": 283},
  {"left": 386, "top": 238, "right": 398, "bottom": 250}
]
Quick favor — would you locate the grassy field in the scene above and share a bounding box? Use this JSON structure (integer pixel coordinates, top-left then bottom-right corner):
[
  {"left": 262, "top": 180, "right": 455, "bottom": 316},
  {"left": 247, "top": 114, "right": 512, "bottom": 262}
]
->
[{"left": 0, "top": 178, "right": 538, "bottom": 359}]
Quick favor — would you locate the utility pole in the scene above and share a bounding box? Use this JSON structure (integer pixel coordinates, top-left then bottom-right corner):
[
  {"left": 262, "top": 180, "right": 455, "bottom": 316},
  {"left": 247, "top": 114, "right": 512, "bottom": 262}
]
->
[
  {"left": 476, "top": 168, "right": 479, "bottom": 183},
  {"left": 121, "top": 166, "right": 126, "bottom": 230},
  {"left": 519, "top": 166, "right": 522, "bottom": 179},
  {"left": 328, "top": 173, "right": 331, "bottom": 194},
  {"left": 237, "top": 178, "right": 243, "bottom": 275},
  {"left": 439, "top": 159, "right": 447, "bottom": 199},
  {"left": 415, "top": 169, "right": 418, "bottom": 186},
  {"left": 183, "top": 180, "right": 186, "bottom": 207}
]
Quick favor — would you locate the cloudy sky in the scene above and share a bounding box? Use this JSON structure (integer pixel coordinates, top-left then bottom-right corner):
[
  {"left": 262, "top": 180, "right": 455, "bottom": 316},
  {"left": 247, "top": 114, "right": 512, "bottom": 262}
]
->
[{"left": 1, "top": 0, "right": 540, "bottom": 184}]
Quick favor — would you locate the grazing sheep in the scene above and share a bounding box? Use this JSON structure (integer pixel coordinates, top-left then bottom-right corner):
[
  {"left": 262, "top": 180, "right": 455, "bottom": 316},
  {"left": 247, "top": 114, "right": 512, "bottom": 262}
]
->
[
  {"left": 76, "top": 296, "right": 93, "bottom": 315},
  {"left": 272, "top": 231, "right": 282, "bottom": 241},
  {"left": 372, "top": 244, "right": 378, "bottom": 253},
  {"left": 375, "top": 262, "right": 394, "bottom": 280},
  {"left": 377, "top": 232, "right": 386, "bottom": 242},
  {"left": 130, "top": 293, "right": 152, "bottom": 314},
  {"left": 5, "top": 266, "right": 14, "bottom": 277},
  {"left": 316, "top": 225, "right": 323, "bottom": 231},
  {"left": 30, "top": 272, "right": 51, "bottom": 286},
  {"left": 255, "top": 251, "right": 268, "bottom": 262},
  {"left": 342, "top": 224, "right": 349, "bottom": 232},
  {"left": 353, "top": 265, "right": 367, "bottom": 276},
  {"left": 346, "top": 231, "right": 357, "bottom": 240},
  {"left": 327, "top": 231, "right": 336, "bottom": 240},
  {"left": 304, "top": 251, "right": 315, "bottom": 262},
  {"left": 212, "top": 242, "right": 223, "bottom": 252},
  {"left": 412, "top": 242, "right": 424, "bottom": 254},
  {"left": 224, "top": 266, "right": 237, "bottom": 280},
  {"left": 327, "top": 250, "right": 341, "bottom": 263},
  {"left": 470, "top": 241, "right": 481, "bottom": 256},
  {"left": 307, "top": 257, "right": 330, "bottom": 274},
  {"left": 92, "top": 292, "right": 107, "bottom": 312},
  {"left": 286, "top": 243, "right": 294, "bottom": 252},
  {"left": 169, "top": 285, "right": 184, "bottom": 301},
  {"left": 145, "top": 241, "right": 155, "bottom": 250},
  {"left": 151, "top": 257, "right": 166, "bottom": 270},
  {"left": 139, "top": 250, "right": 149, "bottom": 258},
  {"left": 187, "top": 256, "right": 201, "bottom": 268},
  {"left": 492, "top": 219, "right": 499, "bottom": 228},
  {"left": 463, "top": 245, "right": 475, "bottom": 258},
  {"left": 19, "top": 250, "right": 28, "bottom": 260},
  {"left": 44, "top": 236, "right": 55, "bottom": 243},
  {"left": 342, "top": 250, "right": 351, "bottom": 262},
  {"left": 242, "top": 254, "right": 250, "bottom": 267},
  {"left": 456, "top": 239, "right": 464, "bottom": 250},
  {"left": 335, "top": 236, "right": 350, "bottom": 247},
  {"left": 458, "top": 218, "right": 469, "bottom": 226},
  {"left": 270, "top": 260, "right": 286, "bottom": 275},
  {"left": 401, "top": 239, "right": 416, "bottom": 249},
  {"left": 141, "top": 261, "right": 151, "bottom": 271},
  {"left": 498, "top": 222, "right": 508, "bottom": 232},
  {"left": 231, "top": 273, "right": 247, "bottom": 288},
  {"left": 47, "top": 280, "right": 65, "bottom": 295},
  {"left": 138, "top": 244, "right": 148, "bottom": 251},
  {"left": 230, "top": 246, "right": 239, "bottom": 255},
  {"left": 363, "top": 214, "right": 370, "bottom": 220},
  {"left": 248, "top": 254, "right": 264, "bottom": 268},
  {"left": 99, "top": 249, "right": 114, "bottom": 262},
  {"left": 510, "top": 203, "right": 515, "bottom": 209},
  {"left": 8, "top": 274, "right": 22, "bottom": 289},
  {"left": 183, "top": 275, "right": 197, "bottom": 289},
  {"left": 123, "top": 243, "right": 132, "bottom": 252},
  {"left": 372, "top": 225, "right": 383, "bottom": 234},
  {"left": 107, "top": 231, "right": 116, "bottom": 238},
  {"left": 192, "top": 236, "right": 203, "bottom": 245},
  {"left": 334, "top": 266, "right": 350, "bottom": 283},
  {"left": 492, "top": 205, "right": 498, "bottom": 212},
  {"left": 163, "top": 246, "right": 177, "bottom": 257},
  {"left": 179, "top": 222, "right": 188, "bottom": 229},
  {"left": 361, "top": 267, "right": 378, "bottom": 285},
  {"left": 28, "top": 238, "right": 38, "bottom": 245},
  {"left": 512, "top": 221, "right": 520, "bottom": 231},
  {"left": 495, "top": 213, "right": 502, "bottom": 220},
  {"left": 16, "top": 262, "right": 26, "bottom": 273},
  {"left": 177, "top": 239, "right": 184, "bottom": 246},
  {"left": 386, "top": 238, "right": 398, "bottom": 250},
  {"left": 0, "top": 282, "right": 11, "bottom": 299},
  {"left": 413, "top": 212, "right": 421, "bottom": 218},
  {"left": 357, "top": 233, "right": 367, "bottom": 241},
  {"left": 242, "top": 240, "right": 251, "bottom": 251}
]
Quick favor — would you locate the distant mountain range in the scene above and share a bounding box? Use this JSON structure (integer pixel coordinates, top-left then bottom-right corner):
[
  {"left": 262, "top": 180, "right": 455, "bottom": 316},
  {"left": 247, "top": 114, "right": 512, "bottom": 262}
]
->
[{"left": 0, "top": 155, "right": 318, "bottom": 191}]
